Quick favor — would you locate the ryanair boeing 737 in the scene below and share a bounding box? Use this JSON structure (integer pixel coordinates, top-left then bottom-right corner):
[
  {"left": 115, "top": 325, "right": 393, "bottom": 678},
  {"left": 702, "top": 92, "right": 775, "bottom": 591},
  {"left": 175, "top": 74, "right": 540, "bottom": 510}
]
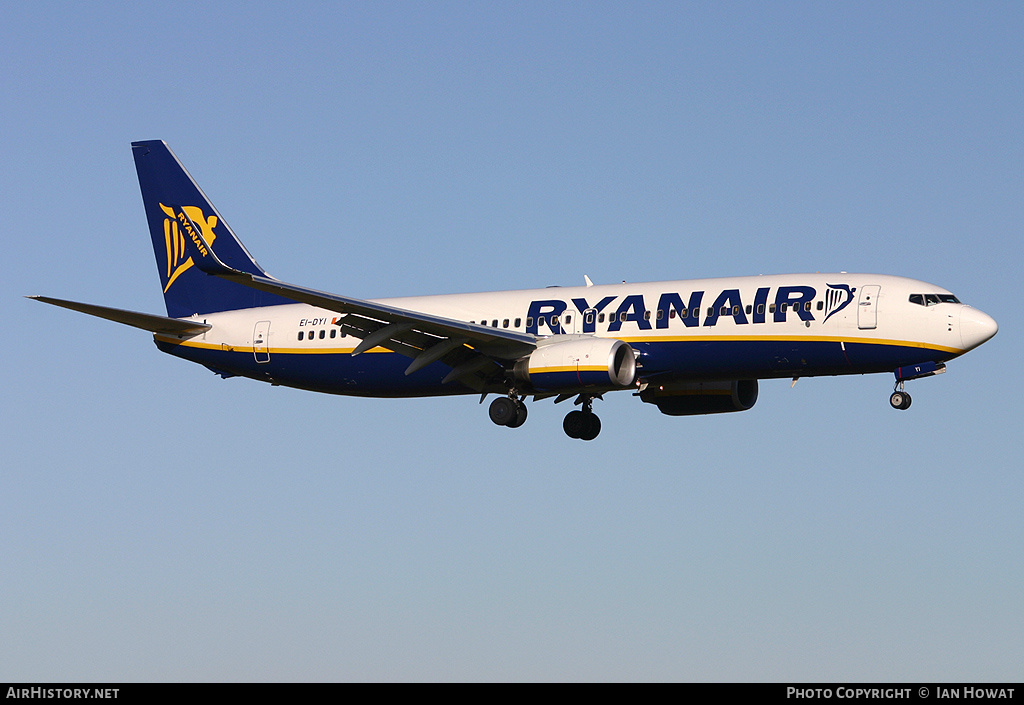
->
[{"left": 29, "top": 141, "right": 998, "bottom": 440}]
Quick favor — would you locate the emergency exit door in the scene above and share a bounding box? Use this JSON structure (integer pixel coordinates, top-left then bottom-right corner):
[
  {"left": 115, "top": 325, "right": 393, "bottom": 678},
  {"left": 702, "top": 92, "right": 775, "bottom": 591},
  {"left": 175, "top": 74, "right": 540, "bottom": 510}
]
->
[{"left": 253, "top": 320, "right": 271, "bottom": 363}]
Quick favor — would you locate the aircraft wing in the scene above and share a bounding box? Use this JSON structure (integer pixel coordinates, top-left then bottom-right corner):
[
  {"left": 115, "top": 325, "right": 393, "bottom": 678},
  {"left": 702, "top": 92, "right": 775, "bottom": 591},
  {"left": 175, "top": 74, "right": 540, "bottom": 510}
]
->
[{"left": 171, "top": 207, "right": 537, "bottom": 388}]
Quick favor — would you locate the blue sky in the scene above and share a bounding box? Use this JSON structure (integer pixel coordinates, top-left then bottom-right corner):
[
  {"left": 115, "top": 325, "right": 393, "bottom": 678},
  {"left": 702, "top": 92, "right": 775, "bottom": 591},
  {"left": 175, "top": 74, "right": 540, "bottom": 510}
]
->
[{"left": 2, "top": 1, "right": 1021, "bottom": 681}]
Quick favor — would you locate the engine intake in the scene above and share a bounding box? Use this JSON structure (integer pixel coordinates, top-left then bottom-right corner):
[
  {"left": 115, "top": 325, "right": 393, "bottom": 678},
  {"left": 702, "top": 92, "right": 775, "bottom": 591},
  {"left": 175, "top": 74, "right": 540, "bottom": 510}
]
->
[{"left": 514, "top": 336, "right": 637, "bottom": 393}]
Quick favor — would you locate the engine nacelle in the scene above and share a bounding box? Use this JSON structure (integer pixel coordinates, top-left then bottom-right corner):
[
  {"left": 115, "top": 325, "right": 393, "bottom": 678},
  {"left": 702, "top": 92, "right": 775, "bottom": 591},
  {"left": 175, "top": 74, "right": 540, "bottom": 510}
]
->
[
  {"left": 639, "top": 379, "right": 758, "bottom": 416},
  {"left": 514, "top": 336, "right": 637, "bottom": 393}
]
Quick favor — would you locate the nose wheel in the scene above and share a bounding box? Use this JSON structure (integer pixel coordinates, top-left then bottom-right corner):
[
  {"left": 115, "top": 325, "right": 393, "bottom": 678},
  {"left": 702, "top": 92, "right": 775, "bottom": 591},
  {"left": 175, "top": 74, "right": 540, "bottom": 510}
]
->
[{"left": 889, "top": 383, "right": 912, "bottom": 410}]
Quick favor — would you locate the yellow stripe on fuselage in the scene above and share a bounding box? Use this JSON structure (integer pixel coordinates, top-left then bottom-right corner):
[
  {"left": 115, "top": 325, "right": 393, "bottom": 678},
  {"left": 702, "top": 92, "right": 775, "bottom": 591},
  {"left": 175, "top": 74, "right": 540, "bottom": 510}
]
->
[
  {"left": 153, "top": 334, "right": 389, "bottom": 355},
  {"left": 531, "top": 365, "right": 609, "bottom": 374},
  {"left": 154, "top": 333, "right": 964, "bottom": 357}
]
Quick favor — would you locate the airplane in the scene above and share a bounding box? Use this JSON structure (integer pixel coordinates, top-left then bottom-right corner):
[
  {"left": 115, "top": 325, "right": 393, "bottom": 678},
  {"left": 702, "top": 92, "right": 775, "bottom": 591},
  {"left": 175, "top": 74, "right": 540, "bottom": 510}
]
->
[{"left": 29, "top": 140, "right": 998, "bottom": 440}]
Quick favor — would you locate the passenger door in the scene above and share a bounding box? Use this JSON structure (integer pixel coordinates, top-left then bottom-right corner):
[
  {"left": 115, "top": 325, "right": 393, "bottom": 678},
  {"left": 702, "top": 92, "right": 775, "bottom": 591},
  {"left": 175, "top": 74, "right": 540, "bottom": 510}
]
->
[{"left": 858, "top": 285, "right": 880, "bottom": 330}]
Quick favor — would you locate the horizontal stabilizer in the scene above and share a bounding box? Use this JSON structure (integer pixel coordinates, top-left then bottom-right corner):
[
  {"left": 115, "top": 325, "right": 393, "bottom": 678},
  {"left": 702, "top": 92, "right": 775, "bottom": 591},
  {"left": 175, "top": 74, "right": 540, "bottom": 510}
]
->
[{"left": 26, "top": 296, "right": 211, "bottom": 336}]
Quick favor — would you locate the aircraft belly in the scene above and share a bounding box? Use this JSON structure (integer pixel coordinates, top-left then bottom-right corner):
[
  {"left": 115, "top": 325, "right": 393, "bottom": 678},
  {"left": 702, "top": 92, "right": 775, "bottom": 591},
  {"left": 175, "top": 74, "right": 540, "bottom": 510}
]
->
[
  {"left": 154, "top": 340, "right": 474, "bottom": 397},
  {"left": 636, "top": 338, "right": 955, "bottom": 379}
]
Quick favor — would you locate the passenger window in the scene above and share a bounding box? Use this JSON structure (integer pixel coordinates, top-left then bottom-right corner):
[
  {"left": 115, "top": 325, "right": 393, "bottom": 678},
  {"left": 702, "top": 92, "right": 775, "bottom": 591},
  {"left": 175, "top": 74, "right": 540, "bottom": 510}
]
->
[
  {"left": 769, "top": 304, "right": 776, "bottom": 313},
  {"left": 492, "top": 319, "right": 498, "bottom": 327},
  {"left": 319, "top": 330, "right": 326, "bottom": 339},
  {"left": 514, "top": 318, "right": 522, "bottom": 328},
  {"left": 745, "top": 305, "right": 752, "bottom": 315},
  {"left": 538, "top": 316, "right": 545, "bottom": 327},
  {"left": 502, "top": 319, "right": 509, "bottom": 328},
  {"left": 644, "top": 311, "right": 651, "bottom": 320},
  {"left": 551, "top": 315, "right": 560, "bottom": 326},
  {"left": 526, "top": 317, "right": 533, "bottom": 328},
  {"left": 757, "top": 304, "right": 765, "bottom": 315},
  {"left": 619, "top": 312, "right": 627, "bottom": 322},
  {"left": 585, "top": 312, "right": 595, "bottom": 324},
  {"left": 564, "top": 315, "right": 571, "bottom": 325},
  {"left": 816, "top": 301, "right": 823, "bottom": 310},
  {"left": 707, "top": 307, "right": 714, "bottom": 317},
  {"left": 669, "top": 309, "right": 676, "bottom": 319},
  {"left": 732, "top": 305, "right": 740, "bottom": 315},
  {"left": 598, "top": 313, "right": 605, "bottom": 323},
  {"left": 330, "top": 329, "right": 336, "bottom": 338},
  {"left": 656, "top": 310, "right": 664, "bottom": 320},
  {"left": 297, "top": 331, "right": 304, "bottom": 341}
]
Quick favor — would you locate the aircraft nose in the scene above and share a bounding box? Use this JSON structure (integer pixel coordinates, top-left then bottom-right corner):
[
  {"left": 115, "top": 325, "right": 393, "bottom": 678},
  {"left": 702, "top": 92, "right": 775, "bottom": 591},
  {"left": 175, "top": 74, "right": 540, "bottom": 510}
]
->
[{"left": 960, "top": 306, "right": 998, "bottom": 351}]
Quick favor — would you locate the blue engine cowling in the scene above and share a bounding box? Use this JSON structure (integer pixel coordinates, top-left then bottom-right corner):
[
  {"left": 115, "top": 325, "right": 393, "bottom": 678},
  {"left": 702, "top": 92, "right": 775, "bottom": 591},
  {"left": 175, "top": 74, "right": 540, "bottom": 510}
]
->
[
  {"left": 639, "top": 379, "right": 758, "bottom": 416},
  {"left": 513, "top": 336, "right": 637, "bottom": 393}
]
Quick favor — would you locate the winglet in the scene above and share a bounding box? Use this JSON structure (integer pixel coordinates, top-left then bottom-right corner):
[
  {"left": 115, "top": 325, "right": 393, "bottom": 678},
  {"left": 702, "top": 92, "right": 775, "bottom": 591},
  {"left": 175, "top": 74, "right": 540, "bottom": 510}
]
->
[{"left": 584, "top": 275, "right": 594, "bottom": 287}]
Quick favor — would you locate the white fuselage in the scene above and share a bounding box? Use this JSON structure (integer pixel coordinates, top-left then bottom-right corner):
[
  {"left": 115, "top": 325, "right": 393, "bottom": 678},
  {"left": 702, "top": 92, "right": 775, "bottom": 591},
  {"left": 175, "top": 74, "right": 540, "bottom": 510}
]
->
[{"left": 154, "top": 272, "right": 996, "bottom": 397}]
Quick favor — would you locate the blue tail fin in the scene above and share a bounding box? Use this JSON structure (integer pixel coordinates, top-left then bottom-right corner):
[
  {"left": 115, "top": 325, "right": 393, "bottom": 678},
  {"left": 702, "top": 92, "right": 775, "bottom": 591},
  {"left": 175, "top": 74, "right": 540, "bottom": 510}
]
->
[{"left": 132, "top": 140, "right": 293, "bottom": 318}]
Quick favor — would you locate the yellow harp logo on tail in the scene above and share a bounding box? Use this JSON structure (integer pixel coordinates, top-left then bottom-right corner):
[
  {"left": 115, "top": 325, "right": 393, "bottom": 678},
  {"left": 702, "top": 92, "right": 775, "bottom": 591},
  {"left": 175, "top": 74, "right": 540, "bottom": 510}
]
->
[{"left": 159, "top": 204, "right": 218, "bottom": 292}]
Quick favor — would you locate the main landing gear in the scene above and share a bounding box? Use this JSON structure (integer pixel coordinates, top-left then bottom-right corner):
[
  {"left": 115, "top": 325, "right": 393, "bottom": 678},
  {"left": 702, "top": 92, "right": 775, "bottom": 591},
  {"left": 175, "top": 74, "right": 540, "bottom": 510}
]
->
[
  {"left": 487, "top": 392, "right": 602, "bottom": 440},
  {"left": 489, "top": 395, "right": 528, "bottom": 428},
  {"left": 562, "top": 396, "right": 601, "bottom": 441}
]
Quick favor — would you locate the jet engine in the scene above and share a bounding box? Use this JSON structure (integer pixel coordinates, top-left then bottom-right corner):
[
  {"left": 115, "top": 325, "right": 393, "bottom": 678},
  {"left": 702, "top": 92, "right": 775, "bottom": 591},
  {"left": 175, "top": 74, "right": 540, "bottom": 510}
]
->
[
  {"left": 513, "top": 336, "right": 637, "bottom": 393},
  {"left": 639, "top": 379, "right": 758, "bottom": 416}
]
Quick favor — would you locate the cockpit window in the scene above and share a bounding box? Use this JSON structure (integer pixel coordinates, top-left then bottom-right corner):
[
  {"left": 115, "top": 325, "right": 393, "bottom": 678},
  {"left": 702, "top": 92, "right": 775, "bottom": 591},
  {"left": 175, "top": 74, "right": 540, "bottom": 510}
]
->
[{"left": 910, "top": 293, "right": 961, "bottom": 306}]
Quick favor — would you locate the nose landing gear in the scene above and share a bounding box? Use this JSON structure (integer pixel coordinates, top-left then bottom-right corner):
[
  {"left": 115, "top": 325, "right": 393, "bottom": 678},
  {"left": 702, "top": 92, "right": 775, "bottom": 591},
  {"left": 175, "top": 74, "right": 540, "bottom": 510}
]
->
[
  {"left": 889, "top": 384, "right": 912, "bottom": 410},
  {"left": 889, "top": 361, "right": 945, "bottom": 410}
]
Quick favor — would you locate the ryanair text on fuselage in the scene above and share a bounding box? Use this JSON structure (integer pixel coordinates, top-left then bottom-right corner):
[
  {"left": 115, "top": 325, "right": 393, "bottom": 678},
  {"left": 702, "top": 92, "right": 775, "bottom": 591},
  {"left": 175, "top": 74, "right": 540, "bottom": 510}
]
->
[{"left": 524, "top": 283, "right": 855, "bottom": 335}]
